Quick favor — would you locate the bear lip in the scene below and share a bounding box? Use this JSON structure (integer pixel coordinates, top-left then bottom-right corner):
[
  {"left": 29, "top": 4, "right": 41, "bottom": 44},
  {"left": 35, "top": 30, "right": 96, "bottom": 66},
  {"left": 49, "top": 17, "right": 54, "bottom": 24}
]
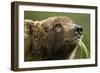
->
[{"left": 64, "top": 35, "right": 82, "bottom": 44}]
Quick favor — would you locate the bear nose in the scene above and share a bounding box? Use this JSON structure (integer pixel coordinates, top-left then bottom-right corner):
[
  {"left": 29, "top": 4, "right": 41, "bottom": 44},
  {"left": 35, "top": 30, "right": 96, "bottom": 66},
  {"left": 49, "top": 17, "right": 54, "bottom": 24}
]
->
[{"left": 74, "top": 25, "right": 83, "bottom": 35}]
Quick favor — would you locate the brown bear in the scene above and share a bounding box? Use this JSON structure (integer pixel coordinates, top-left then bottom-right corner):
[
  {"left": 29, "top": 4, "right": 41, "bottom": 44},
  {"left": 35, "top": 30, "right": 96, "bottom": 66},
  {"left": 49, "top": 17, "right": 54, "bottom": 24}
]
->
[{"left": 24, "top": 16, "right": 83, "bottom": 61}]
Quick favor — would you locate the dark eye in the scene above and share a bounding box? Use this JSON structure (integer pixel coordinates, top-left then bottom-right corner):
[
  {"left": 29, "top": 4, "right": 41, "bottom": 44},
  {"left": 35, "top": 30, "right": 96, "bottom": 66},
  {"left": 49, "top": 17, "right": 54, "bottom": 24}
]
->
[
  {"left": 54, "top": 23, "right": 62, "bottom": 28},
  {"left": 53, "top": 23, "right": 63, "bottom": 32}
]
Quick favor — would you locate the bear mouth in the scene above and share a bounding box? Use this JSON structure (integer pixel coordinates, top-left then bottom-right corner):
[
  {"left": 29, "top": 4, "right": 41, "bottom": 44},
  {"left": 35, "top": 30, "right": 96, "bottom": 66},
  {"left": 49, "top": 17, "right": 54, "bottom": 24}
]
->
[{"left": 64, "top": 35, "right": 82, "bottom": 44}]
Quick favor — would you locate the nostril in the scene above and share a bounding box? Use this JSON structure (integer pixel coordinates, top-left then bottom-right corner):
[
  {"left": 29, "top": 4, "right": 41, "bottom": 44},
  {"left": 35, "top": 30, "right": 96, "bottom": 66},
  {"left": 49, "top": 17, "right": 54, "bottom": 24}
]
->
[{"left": 75, "top": 26, "right": 83, "bottom": 35}]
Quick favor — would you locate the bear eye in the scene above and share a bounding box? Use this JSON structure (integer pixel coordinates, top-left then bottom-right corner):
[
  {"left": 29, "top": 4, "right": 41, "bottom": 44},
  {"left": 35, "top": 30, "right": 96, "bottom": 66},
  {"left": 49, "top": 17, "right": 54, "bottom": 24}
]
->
[
  {"left": 55, "top": 23, "right": 62, "bottom": 28},
  {"left": 53, "top": 23, "right": 63, "bottom": 32}
]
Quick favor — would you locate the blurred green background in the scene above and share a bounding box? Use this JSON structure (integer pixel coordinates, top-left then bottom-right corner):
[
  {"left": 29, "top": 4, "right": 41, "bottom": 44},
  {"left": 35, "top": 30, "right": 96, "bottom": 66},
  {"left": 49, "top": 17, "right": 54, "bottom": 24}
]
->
[{"left": 24, "top": 11, "right": 90, "bottom": 59}]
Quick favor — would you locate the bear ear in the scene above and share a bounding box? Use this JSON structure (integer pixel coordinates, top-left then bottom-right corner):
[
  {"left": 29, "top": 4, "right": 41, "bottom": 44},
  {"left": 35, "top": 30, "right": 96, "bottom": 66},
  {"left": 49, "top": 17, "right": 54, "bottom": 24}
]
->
[
  {"left": 33, "top": 21, "right": 40, "bottom": 26},
  {"left": 24, "top": 19, "right": 35, "bottom": 29},
  {"left": 31, "top": 21, "right": 41, "bottom": 32},
  {"left": 24, "top": 19, "right": 34, "bottom": 26},
  {"left": 24, "top": 19, "right": 34, "bottom": 35},
  {"left": 53, "top": 23, "right": 62, "bottom": 32}
]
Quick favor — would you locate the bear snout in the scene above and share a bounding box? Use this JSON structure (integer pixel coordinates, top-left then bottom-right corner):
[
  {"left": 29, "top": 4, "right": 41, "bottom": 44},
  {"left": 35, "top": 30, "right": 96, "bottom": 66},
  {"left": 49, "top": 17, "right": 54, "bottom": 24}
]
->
[{"left": 74, "top": 25, "right": 83, "bottom": 36}]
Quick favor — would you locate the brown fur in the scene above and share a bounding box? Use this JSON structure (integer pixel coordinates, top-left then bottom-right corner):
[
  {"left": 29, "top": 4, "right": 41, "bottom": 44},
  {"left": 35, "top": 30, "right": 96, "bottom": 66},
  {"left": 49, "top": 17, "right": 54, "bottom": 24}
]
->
[{"left": 24, "top": 16, "right": 81, "bottom": 61}]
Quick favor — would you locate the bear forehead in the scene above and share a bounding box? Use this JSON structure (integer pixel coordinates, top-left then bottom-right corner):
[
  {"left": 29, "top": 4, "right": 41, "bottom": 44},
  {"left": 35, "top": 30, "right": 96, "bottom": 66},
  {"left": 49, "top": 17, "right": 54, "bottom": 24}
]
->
[
  {"left": 42, "top": 16, "right": 73, "bottom": 24},
  {"left": 54, "top": 16, "right": 73, "bottom": 22},
  {"left": 52, "top": 16, "right": 74, "bottom": 26}
]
